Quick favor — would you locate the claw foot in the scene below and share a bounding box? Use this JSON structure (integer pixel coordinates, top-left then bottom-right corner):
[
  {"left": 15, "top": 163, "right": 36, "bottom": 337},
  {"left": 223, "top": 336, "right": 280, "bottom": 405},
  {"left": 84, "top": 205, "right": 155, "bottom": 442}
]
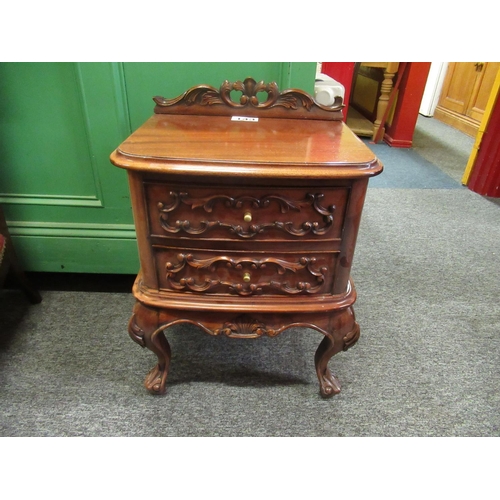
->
[
  {"left": 319, "top": 369, "right": 342, "bottom": 398},
  {"left": 144, "top": 363, "right": 168, "bottom": 395}
]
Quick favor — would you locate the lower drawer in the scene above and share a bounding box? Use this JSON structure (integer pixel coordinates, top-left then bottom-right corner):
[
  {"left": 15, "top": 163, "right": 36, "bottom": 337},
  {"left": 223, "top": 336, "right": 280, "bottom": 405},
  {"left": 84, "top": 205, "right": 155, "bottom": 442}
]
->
[{"left": 154, "top": 247, "right": 337, "bottom": 297}]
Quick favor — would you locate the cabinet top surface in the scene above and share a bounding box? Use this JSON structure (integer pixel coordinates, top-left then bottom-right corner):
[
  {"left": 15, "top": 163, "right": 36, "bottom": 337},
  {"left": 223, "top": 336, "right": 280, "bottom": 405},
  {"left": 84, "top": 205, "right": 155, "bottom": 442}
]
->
[{"left": 111, "top": 114, "right": 382, "bottom": 179}]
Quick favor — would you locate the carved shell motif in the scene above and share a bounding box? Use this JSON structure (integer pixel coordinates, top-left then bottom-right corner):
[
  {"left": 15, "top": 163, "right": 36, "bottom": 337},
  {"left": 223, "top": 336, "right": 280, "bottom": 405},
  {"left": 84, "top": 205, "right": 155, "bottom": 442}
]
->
[{"left": 214, "top": 316, "right": 279, "bottom": 338}]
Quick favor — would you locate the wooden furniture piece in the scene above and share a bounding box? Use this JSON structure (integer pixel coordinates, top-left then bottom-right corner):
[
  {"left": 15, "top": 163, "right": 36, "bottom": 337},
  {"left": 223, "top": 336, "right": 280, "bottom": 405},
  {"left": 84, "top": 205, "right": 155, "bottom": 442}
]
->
[
  {"left": 110, "top": 78, "right": 382, "bottom": 397},
  {"left": 324, "top": 62, "right": 430, "bottom": 147},
  {"left": 0, "top": 205, "right": 42, "bottom": 304},
  {"left": 348, "top": 62, "right": 400, "bottom": 140}
]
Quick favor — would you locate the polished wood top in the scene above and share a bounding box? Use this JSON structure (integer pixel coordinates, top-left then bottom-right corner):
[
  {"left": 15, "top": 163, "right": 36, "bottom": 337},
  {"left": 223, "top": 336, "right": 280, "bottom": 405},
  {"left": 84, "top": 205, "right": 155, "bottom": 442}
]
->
[{"left": 111, "top": 114, "right": 382, "bottom": 180}]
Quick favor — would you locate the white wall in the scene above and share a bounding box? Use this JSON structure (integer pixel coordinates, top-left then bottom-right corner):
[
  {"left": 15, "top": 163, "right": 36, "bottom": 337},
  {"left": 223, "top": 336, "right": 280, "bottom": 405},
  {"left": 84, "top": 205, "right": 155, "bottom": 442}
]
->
[{"left": 419, "top": 62, "right": 449, "bottom": 116}]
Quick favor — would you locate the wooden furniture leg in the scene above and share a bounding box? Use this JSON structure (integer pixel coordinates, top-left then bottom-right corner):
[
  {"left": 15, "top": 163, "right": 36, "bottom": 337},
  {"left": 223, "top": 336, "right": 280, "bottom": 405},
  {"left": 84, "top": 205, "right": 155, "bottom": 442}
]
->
[
  {"left": 315, "top": 335, "right": 343, "bottom": 396},
  {"left": 127, "top": 301, "right": 361, "bottom": 398},
  {"left": 314, "top": 306, "right": 360, "bottom": 397},
  {"left": 372, "top": 62, "right": 400, "bottom": 141},
  {"left": 128, "top": 301, "right": 171, "bottom": 394}
]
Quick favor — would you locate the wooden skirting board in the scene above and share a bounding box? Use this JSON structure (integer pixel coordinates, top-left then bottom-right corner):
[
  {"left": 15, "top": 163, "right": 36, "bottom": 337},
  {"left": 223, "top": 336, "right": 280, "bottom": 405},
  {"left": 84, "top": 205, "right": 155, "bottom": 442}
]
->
[{"left": 434, "top": 105, "right": 479, "bottom": 138}]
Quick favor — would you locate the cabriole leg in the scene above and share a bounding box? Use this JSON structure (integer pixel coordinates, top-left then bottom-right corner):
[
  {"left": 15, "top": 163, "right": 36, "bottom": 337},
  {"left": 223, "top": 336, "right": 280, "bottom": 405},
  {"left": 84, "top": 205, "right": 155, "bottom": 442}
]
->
[
  {"left": 314, "top": 306, "right": 360, "bottom": 398},
  {"left": 128, "top": 301, "right": 172, "bottom": 395}
]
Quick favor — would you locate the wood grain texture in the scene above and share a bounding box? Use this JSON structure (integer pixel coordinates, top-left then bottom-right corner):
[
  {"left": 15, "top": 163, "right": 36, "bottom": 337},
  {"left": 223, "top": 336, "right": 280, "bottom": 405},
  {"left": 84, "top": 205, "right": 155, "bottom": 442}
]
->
[{"left": 111, "top": 115, "right": 381, "bottom": 179}]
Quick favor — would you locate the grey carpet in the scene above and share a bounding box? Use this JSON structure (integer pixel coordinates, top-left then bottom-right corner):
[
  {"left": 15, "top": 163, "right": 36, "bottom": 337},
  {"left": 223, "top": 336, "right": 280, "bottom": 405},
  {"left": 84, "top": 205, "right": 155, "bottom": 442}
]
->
[
  {"left": 365, "top": 115, "right": 475, "bottom": 189},
  {"left": 1, "top": 118, "right": 499, "bottom": 436},
  {"left": 412, "top": 115, "right": 476, "bottom": 183},
  {"left": 363, "top": 141, "right": 462, "bottom": 189}
]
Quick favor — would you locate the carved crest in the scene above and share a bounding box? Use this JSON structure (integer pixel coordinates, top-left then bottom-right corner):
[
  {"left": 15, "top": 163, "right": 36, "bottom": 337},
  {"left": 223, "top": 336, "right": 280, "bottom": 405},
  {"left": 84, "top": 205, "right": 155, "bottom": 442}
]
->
[{"left": 153, "top": 77, "right": 343, "bottom": 120}]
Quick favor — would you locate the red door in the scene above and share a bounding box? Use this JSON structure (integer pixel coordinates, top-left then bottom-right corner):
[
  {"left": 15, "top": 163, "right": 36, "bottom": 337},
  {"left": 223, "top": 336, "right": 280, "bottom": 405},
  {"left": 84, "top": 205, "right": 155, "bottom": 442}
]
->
[{"left": 467, "top": 90, "right": 500, "bottom": 197}]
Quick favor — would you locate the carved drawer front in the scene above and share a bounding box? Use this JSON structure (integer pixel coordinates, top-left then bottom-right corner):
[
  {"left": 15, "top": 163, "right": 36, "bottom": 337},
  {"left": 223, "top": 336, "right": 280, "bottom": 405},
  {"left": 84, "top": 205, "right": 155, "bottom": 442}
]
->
[
  {"left": 146, "top": 183, "right": 349, "bottom": 242},
  {"left": 154, "top": 248, "right": 337, "bottom": 296}
]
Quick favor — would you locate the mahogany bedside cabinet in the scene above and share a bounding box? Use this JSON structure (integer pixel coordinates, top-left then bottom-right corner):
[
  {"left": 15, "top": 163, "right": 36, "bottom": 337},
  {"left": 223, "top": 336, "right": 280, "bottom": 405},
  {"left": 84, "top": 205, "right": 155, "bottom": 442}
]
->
[{"left": 110, "top": 78, "right": 382, "bottom": 397}]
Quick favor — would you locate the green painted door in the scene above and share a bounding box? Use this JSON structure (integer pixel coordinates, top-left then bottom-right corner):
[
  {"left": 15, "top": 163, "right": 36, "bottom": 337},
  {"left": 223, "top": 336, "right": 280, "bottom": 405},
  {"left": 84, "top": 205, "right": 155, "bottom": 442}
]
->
[{"left": 0, "top": 62, "right": 316, "bottom": 273}]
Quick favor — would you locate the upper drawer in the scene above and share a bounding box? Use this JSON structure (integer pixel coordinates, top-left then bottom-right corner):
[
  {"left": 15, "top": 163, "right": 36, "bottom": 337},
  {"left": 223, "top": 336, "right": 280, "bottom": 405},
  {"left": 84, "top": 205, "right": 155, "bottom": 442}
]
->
[{"left": 145, "top": 183, "right": 349, "bottom": 242}]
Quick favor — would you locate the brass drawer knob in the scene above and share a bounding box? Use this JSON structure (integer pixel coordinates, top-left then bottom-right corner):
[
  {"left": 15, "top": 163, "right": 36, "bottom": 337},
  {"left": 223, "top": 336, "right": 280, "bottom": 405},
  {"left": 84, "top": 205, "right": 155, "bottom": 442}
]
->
[
  {"left": 243, "top": 212, "right": 252, "bottom": 222},
  {"left": 243, "top": 272, "right": 251, "bottom": 282}
]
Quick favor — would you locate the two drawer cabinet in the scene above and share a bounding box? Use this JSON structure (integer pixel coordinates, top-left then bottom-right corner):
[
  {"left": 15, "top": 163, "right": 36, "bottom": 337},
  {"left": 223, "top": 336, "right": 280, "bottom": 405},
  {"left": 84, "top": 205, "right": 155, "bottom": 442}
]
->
[{"left": 110, "top": 78, "right": 382, "bottom": 397}]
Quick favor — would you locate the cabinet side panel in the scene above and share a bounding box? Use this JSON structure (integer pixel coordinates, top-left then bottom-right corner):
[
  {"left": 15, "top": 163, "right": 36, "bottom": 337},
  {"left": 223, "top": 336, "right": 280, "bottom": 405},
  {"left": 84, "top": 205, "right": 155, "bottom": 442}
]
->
[{"left": 128, "top": 171, "right": 158, "bottom": 288}]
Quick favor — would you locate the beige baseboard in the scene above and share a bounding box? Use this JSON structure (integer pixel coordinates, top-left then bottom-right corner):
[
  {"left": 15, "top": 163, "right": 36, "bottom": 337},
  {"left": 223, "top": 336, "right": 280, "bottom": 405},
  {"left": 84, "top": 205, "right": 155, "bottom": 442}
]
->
[{"left": 433, "top": 106, "right": 479, "bottom": 138}]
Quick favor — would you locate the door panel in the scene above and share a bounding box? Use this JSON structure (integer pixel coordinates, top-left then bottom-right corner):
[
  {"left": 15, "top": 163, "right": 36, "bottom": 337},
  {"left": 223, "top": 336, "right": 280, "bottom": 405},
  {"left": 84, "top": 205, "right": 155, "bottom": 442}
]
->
[
  {"left": 468, "top": 62, "right": 500, "bottom": 123},
  {"left": 0, "top": 63, "right": 103, "bottom": 204},
  {"left": 438, "top": 63, "right": 477, "bottom": 115},
  {"left": 0, "top": 62, "right": 316, "bottom": 273},
  {"left": 435, "top": 62, "right": 500, "bottom": 136},
  {"left": 0, "top": 63, "right": 138, "bottom": 274}
]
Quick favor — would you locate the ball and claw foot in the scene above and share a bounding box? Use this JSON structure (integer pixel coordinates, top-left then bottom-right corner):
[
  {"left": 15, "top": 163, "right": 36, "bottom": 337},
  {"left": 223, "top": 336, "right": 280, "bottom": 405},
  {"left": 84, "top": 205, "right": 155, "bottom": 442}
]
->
[
  {"left": 144, "top": 363, "right": 168, "bottom": 395},
  {"left": 315, "top": 333, "right": 343, "bottom": 398},
  {"left": 128, "top": 305, "right": 172, "bottom": 395},
  {"left": 318, "top": 369, "right": 342, "bottom": 398}
]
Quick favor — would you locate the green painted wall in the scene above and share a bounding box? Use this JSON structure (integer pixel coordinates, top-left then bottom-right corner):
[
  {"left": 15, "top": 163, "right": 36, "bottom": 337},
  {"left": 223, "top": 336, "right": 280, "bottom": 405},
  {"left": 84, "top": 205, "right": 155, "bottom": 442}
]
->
[{"left": 0, "top": 62, "right": 317, "bottom": 273}]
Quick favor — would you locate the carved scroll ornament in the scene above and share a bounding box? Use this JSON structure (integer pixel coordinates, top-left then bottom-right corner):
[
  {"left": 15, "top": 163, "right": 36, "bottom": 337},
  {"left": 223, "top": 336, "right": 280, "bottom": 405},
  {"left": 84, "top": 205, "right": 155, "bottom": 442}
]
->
[
  {"left": 157, "top": 191, "right": 335, "bottom": 239},
  {"left": 153, "top": 77, "right": 344, "bottom": 119},
  {"left": 165, "top": 253, "right": 328, "bottom": 296}
]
